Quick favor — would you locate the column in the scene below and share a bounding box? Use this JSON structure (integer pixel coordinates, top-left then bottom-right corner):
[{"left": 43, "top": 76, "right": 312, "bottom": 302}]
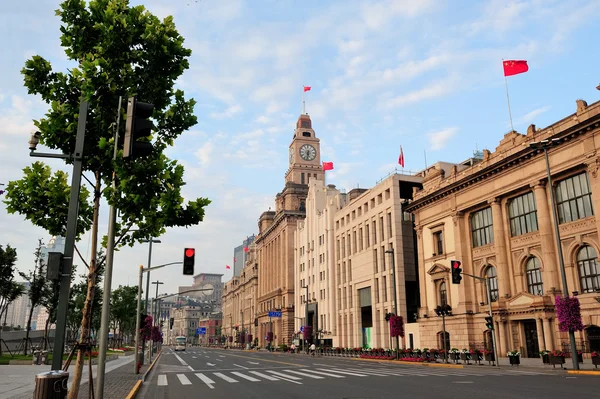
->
[
  {"left": 585, "top": 158, "right": 600, "bottom": 239},
  {"left": 543, "top": 318, "right": 554, "bottom": 351},
  {"left": 536, "top": 318, "right": 546, "bottom": 351},
  {"left": 496, "top": 321, "right": 505, "bottom": 355},
  {"left": 454, "top": 212, "right": 475, "bottom": 310},
  {"left": 416, "top": 226, "right": 428, "bottom": 313},
  {"left": 532, "top": 183, "right": 561, "bottom": 292},
  {"left": 490, "top": 199, "right": 511, "bottom": 297}
]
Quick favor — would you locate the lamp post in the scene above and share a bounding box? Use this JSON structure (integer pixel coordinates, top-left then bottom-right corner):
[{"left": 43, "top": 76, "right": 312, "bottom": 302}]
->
[
  {"left": 529, "top": 139, "right": 580, "bottom": 370},
  {"left": 385, "top": 249, "right": 400, "bottom": 358},
  {"left": 140, "top": 239, "right": 161, "bottom": 363},
  {"left": 303, "top": 285, "right": 309, "bottom": 352},
  {"left": 434, "top": 304, "right": 452, "bottom": 363}
]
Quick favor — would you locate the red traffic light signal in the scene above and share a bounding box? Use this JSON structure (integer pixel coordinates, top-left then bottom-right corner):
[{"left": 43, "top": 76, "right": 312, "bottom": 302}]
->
[
  {"left": 183, "top": 247, "right": 195, "bottom": 275},
  {"left": 451, "top": 260, "right": 462, "bottom": 284},
  {"left": 185, "top": 248, "right": 195, "bottom": 258}
]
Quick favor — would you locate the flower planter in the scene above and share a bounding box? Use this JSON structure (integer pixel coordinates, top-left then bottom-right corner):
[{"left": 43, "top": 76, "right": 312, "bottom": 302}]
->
[
  {"left": 541, "top": 354, "right": 550, "bottom": 364},
  {"left": 450, "top": 353, "right": 460, "bottom": 362},
  {"left": 550, "top": 355, "right": 565, "bottom": 369},
  {"left": 592, "top": 356, "right": 600, "bottom": 368},
  {"left": 509, "top": 355, "right": 520, "bottom": 366},
  {"left": 577, "top": 353, "right": 583, "bottom": 363}
]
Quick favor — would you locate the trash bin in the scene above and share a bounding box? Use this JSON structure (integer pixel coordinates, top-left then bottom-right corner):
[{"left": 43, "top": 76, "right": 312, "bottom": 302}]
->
[
  {"left": 32, "top": 350, "right": 41, "bottom": 365},
  {"left": 41, "top": 351, "right": 48, "bottom": 365},
  {"left": 34, "top": 370, "right": 69, "bottom": 399}
]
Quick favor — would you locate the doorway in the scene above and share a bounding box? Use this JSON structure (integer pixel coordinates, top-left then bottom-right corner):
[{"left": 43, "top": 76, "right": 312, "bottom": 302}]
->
[{"left": 523, "top": 320, "right": 540, "bottom": 358}]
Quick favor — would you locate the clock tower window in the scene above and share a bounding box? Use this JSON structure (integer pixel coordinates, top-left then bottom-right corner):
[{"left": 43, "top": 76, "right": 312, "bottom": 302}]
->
[
  {"left": 301, "top": 173, "right": 305, "bottom": 184},
  {"left": 302, "top": 132, "right": 311, "bottom": 137}
]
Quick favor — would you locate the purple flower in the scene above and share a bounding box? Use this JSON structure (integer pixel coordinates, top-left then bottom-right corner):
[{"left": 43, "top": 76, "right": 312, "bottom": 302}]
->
[
  {"left": 555, "top": 296, "right": 584, "bottom": 332},
  {"left": 389, "top": 315, "right": 404, "bottom": 337}
]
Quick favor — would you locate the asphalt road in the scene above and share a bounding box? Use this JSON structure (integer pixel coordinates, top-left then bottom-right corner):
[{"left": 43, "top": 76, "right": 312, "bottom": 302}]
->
[{"left": 139, "top": 347, "right": 599, "bottom": 399}]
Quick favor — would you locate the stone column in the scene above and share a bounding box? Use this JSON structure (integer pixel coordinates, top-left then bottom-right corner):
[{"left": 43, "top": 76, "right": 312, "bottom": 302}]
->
[
  {"left": 416, "top": 226, "right": 428, "bottom": 313},
  {"left": 490, "top": 199, "right": 511, "bottom": 297},
  {"left": 532, "top": 183, "right": 561, "bottom": 292},
  {"left": 496, "top": 321, "right": 506, "bottom": 355},
  {"left": 536, "top": 318, "right": 546, "bottom": 351},
  {"left": 543, "top": 318, "right": 554, "bottom": 351},
  {"left": 585, "top": 158, "right": 600, "bottom": 238}
]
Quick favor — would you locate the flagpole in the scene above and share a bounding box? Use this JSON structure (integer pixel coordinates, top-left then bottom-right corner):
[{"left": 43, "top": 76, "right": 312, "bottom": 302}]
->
[
  {"left": 302, "top": 87, "right": 305, "bottom": 114},
  {"left": 424, "top": 149, "right": 428, "bottom": 169},
  {"left": 503, "top": 60, "right": 515, "bottom": 132}
]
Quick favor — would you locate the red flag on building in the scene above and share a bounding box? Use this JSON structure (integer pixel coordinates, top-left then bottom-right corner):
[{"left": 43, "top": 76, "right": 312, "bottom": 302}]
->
[
  {"left": 322, "top": 161, "right": 334, "bottom": 171},
  {"left": 226, "top": 265, "right": 231, "bottom": 269},
  {"left": 503, "top": 60, "right": 528, "bottom": 76},
  {"left": 303, "top": 86, "right": 311, "bottom": 92},
  {"left": 243, "top": 246, "right": 248, "bottom": 253},
  {"left": 398, "top": 146, "right": 405, "bottom": 168}
]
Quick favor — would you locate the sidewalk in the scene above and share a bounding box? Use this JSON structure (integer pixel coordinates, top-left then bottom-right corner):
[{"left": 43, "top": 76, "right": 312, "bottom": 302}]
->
[{"left": 2, "top": 354, "right": 151, "bottom": 399}]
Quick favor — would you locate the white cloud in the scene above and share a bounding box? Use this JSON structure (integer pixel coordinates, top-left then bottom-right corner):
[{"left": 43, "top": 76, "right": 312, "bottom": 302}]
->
[
  {"left": 517, "top": 106, "right": 550, "bottom": 125},
  {"left": 385, "top": 78, "right": 458, "bottom": 108},
  {"left": 427, "top": 127, "right": 458, "bottom": 151},
  {"left": 209, "top": 104, "right": 242, "bottom": 119},
  {"left": 194, "top": 141, "right": 214, "bottom": 166}
]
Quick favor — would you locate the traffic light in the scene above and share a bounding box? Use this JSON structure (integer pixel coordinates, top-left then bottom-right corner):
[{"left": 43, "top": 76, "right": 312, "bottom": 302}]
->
[
  {"left": 123, "top": 96, "right": 154, "bottom": 159},
  {"left": 46, "top": 252, "right": 63, "bottom": 281},
  {"left": 183, "top": 248, "right": 195, "bottom": 275},
  {"left": 169, "top": 317, "right": 174, "bottom": 329},
  {"left": 139, "top": 313, "right": 148, "bottom": 328},
  {"left": 485, "top": 316, "right": 494, "bottom": 330},
  {"left": 451, "top": 260, "right": 462, "bottom": 284}
]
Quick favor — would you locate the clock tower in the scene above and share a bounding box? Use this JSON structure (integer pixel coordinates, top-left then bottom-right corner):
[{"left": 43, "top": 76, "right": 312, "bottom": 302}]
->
[{"left": 285, "top": 114, "right": 324, "bottom": 186}]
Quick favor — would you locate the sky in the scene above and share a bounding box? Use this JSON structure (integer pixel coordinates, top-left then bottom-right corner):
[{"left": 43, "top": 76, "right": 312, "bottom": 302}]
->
[{"left": 1, "top": 0, "right": 600, "bottom": 298}]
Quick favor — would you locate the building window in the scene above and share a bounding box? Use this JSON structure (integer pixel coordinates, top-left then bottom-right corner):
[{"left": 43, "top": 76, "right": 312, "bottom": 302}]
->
[
  {"left": 375, "top": 278, "right": 379, "bottom": 303},
  {"left": 556, "top": 172, "right": 594, "bottom": 224},
  {"left": 341, "top": 236, "right": 346, "bottom": 258},
  {"left": 485, "top": 266, "right": 498, "bottom": 302},
  {"left": 373, "top": 221, "right": 377, "bottom": 244},
  {"left": 365, "top": 224, "right": 370, "bottom": 248},
  {"left": 433, "top": 231, "right": 444, "bottom": 256},
  {"left": 347, "top": 233, "right": 351, "bottom": 255},
  {"left": 387, "top": 213, "right": 393, "bottom": 238},
  {"left": 439, "top": 281, "right": 447, "bottom": 306},
  {"left": 359, "top": 228, "right": 363, "bottom": 251},
  {"left": 348, "top": 259, "right": 352, "bottom": 281},
  {"left": 380, "top": 216, "right": 385, "bottom": 240},
  {"left": 373, "top": 248, "right": 378, "bottom": 273},
  {"left": 525, "top": 257, "right": 544, "bottom": 295},
  {"left": 381, "top": 245, "right": 386, "bottom": 271},
  {"left": 382, "top": 276, "right": 387, "bottom": 301},
  {"left": 577, "top": 245, "right": 600, "bottom": 293},
  {"left": 353, "top": 231, "right": 357, "bottom": 254},
  {"left": 508, "top": 192, "right": 538, "bottom": 236},
  {"left": 471, "top": 207, "right": 494, "bottom": 247},
  {"left": 301, "top": 173, "right": 305, "bottom": 184}
]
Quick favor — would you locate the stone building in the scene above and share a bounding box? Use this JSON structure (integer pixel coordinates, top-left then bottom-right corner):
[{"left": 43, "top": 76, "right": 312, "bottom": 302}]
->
[
  {"left": 255, "top": 113, "right": 324, "bottom": 348},
  {"left": 179, "top": 273, "right": 223, "bottom": 312},
  {"left": 222, "top": 243, "right": 259, "bottom": 345},
  {"left": 405, "top": 98, "right": 600, "bottom": 358}
]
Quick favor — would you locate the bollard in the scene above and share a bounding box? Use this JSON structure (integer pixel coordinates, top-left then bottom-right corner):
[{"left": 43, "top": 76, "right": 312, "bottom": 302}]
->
[
  {"left": 33, "top": 370, "right": 69, "bottom": 399},
  {"left": 32, "top": 351, "right": 41, "bottom": 365},
  {"left": 40, "top": 351, "right": 48, "bottom": 365}
]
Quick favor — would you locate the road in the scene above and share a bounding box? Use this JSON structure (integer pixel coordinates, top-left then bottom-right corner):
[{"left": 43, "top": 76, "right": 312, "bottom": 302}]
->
[{"left": 140, "top": 347, "right": 599, "bottom": 399}]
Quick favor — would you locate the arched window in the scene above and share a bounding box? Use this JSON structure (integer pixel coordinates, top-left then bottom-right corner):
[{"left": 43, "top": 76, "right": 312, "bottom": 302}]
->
[
  {"left": 437, "top": 331, "right": 450, "bottom": 352},
  {"left": 485, "top": 266, "right": 498, "bottom": 302},
  {"left": 525, "top": 257, "right": 544, "bottom": 295},
  {"left": 439, "top": 281, "right": 447, "bottom": 306},
  {"left": 299, "top": 201, "right": 306, "bottom": 212},
  {"left": 577, "top": 245, "right": 600, "bottom": 293}
]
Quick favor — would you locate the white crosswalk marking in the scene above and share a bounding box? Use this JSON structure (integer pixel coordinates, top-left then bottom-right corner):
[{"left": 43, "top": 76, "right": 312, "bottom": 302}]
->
[
  {"left": 231, "top": 371, "right": 260, "bottom": 382},
  {"left": 299, "top": 368, "right": 345, "bottom": 378},
  {"left": 195, "top": 373, "right": 215, "bottom": 389},
  {"left": 248, "top": 371, "right": 279, "bottom": 381},
  {"left": 283, "top": 369, "right": 324, "bottom": 379},
  {"left": 177, "top": 374, "right": 192, "bottom": 385},
  {"left": 266, "top": 370, "right": 302, "bottom": 380},
  {"left": 316, "top": 368, "right": 367, "bottom": 377},
  {"left": 214, "top": 372, "right": 238, "bottom": 383},
  {"left": 157, "top": 375, "right": 168, "bottom": 386}
]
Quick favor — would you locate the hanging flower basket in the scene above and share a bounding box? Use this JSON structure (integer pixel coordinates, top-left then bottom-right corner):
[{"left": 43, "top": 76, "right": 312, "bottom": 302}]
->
[
  {"left": 389, "top": 315, "right": 404, "bottom": 338},
  {"left": 266, "top": 332, "right": 273, "bottom": 342},
  {"left": 555, "top": 296, "right": 584, "bottom": 332},
  {"left": 302, "top": 326, "right": 312, "bottom": 341}
]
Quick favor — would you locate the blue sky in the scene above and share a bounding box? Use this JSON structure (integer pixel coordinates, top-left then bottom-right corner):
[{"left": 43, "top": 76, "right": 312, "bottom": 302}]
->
[{"left": 1, "top": 0, "right": 600, "bottom": 296}]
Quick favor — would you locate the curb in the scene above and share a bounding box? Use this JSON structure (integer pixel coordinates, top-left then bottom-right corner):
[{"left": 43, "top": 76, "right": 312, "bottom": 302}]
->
[
  {"left": 567, "top": 370, "right": 600, "bottom": 376},
  {"left": 350, "top": 357, "right": 464, "bottom": 368},
  {"left": 125, "top": 380, "right": 143, "bottom": 399},
  {"left": 143, "top": 348, "right": 162, "bottom": 383}
]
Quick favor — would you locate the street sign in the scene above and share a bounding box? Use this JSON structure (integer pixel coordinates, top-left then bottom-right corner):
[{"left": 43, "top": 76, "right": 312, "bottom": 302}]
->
[
  {"left": 196, "top": 327, "right": 207, "bottom": 335},
  {"left": 268, "top": 311, "right": 282, "bottom": 318},
  {"left": 300, "top": 326, "right": 305, "bottom": 332}
]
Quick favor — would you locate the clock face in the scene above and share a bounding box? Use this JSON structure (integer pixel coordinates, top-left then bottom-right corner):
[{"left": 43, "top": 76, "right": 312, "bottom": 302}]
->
[
  {"left": 289, "top": 147, "right": 294, "bottom": 164},
  {"left": 299, "top": 144, "right": 316, "bottom": 161}
]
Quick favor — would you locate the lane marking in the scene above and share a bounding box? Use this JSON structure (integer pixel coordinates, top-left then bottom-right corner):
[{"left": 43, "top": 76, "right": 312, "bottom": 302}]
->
[
  {"left": 248, "top": 371, "right": 280, "bottom": 381},
  {"left": 207, "top": 363, "right": 216, "bottom": 366},
  {"left": 188, "top": 365, "right": 194, "bottom": 371},
  {"left": 266, "top": 370, "right": 302, "bottom": 380},
  {"left": 219, "top": 355, "right": 226, "bottom": 358},
  {"left": 214, "top": 372, "right": 239, "bottom": 383},
  {"left": 316, "top": 368, "right": 366, "bottom": 377},
  {"left": 173, "top": 353, "right": 189, "bottom": 366},
  {"left": 283, "top": 369, "right": 324, "bottom": 379},
  {"left": 216, "top": 359, "right": 223, "bottom": 362},
  {"left": 195, "top": 373, "right": 215, "bottom": 389},
  {"left": 299, "top": 369, "right": 345, "bottom": 378},
  {"left": 231, "top": 371, "right": 260, "bottom": 382},
  {"left": 248, "top": 361, "right": 260, "bottom": 364},
  {"left": 453, "top": 381, "right": 474, "bottom": 384},
  {"left": 233, "top": 364, "right": 249, "bottom": 369},
  {"left": 157, "top": 375, "right": 167, "bottom": 386},
  {"left": 176, "top": 374, "right": 192, "bottom": 385}
]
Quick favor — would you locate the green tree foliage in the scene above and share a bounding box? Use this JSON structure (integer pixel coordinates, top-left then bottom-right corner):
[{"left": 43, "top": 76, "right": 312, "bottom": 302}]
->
[
  {"left": 109, "top": 285, "right": 138, "bottom": 346},
  {"left": 19, "top": 239, "right": 50, "bottom": 355},
  {"left": 0, "top": 245, "right": 25, "bottom": 356},
  {"left": 3, "top": 1, "right": 210, "bottom": 395}
]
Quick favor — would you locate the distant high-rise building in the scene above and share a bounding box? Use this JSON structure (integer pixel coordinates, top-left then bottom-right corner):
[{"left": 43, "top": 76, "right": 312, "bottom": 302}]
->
[
  {"left": 179, "top": 273, "right": 224, "bottom": 312},
  {"left": 233, "top": 235, "right": 256, "bottom": 277}
]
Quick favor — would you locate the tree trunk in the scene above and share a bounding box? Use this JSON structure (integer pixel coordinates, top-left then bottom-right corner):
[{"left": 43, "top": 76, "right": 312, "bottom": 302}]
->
[
  {"left": 43, "top": 317, "right": 51, "bottom": 351},
  {"left": 68, "top": 174, "right": 101, "bottom": 399},
  {"left": 24, "top": 305, "right": 35, "bottom": 356}
]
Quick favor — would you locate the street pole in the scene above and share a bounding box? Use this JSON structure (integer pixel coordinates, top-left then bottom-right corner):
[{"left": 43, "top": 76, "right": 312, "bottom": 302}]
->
[
  {"left": 542, "top": 146, "right": 580, "bottom": 370},
  {"left": 51, "top": 100, "right": 89, "bottom": 370},
  {"left": 142, "top": 239, "right": 160, "bottom": 363},
  {"left": 96, "top": 96, "right": 122, "bottom": 398},
  {"left": 304, "top": 285, "right": 309, "bottom": 352},
  {"left": 486, "top": 277, "right": 500, "bottom": 368},
  {"left": 134, "top": 265, "right": 143, "bottom": 374},
  {"left": 441, "top": 311, "right": 448, "bottom": 363},
  {"left": 386, "top": 250, "right": 400, "bottom": 358},
  {"left": 150, "top": 280, "right": 163, "bottom": 359}
]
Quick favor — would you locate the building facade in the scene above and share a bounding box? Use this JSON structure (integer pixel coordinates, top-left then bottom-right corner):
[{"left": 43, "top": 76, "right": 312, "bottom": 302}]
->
[
  {"left": 255, "top": 113, "right": 324, "bottom": 348},
  {"left": 179, "top": 273, "right": 224, "bottom": 312},
  {"left": 405, "top": 98, "right": 600, "bottom": 358},
  {"left": 233, "top": 235, "right": 256, "bottom": 277}
]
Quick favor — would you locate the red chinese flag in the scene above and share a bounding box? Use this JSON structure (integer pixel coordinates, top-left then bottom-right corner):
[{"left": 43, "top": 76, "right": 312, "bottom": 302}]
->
[
  {"left": 322, "top": 161, "right": 334, "bottom": 171},
  {"left": 226, "top": 265, "right": 231, "bottom": 270},
  {"left": 243, "top": 246, "right": 248, "bottom": 253},
  {"left": 303, "top": 86, "right": 311, "bottom": 92},
  {"left": 398, "top": 146, "right": 405, "bottom": 168},
  {"left": 503, "top": 60, "right": 528, "bottom": 76}
]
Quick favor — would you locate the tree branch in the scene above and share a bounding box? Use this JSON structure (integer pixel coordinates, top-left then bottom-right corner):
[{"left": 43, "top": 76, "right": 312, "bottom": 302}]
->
[
  {"left": 81, "top": 173, "right": 95, "bottom": 189},
  {"left": 74, "top": 245, "right": 90, "bottom": 270},
  {"left": 96, "top": 221, "right": 135, "bottom": 269}
]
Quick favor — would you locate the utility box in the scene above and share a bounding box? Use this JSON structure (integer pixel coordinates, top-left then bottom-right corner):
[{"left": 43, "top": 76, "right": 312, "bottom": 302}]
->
[{"left": 34, "top": 370, "right": 69, "bottom": 398}]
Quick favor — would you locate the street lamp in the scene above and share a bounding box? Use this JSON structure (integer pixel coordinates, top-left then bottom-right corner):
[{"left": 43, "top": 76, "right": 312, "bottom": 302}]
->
[
  {"left": 141, "top": 239, "right": 162, "bottom": 313},
  {"left": 434, "top": 304, "right": 452, "bottom": 363},
  {"left": 385, "top": 249, "right": 400, "bottom": 358},
  {"left": 529, "top": 138, "right": 579, "bottom": 370}
]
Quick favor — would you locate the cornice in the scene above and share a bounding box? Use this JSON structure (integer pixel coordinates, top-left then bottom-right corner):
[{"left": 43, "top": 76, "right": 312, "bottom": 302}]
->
[{"left": 256, "top": 210, "right": 305, "bottom": 243}]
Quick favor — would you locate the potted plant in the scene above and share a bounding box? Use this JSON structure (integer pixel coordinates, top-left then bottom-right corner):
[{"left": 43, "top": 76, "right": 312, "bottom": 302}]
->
[
  {"left": 449, "top": 348, "right": 460, "bottom": 362},
  {"left": 577, "top": 350, "right": 584, "bottom": 363},
  {"left": 484, "top": 349, "right": 494, "bottom": 362},
  {"left": 507, "top": 350, "right": 520, "bottom": 366},
  {"left": 549, "top": 350, "right": 566, "bottom": 368},
  {"left": 539, "top": 350, "right": 550, "bottom": 365},
  {"left": 592, "top": 351, "right": 600, "bottom": 368},
  {"left": 460, "top": 349, "right": 472, "bottom": 364},
  {"left": 472, "top": 349, "right": 483, "bottom": 365}
]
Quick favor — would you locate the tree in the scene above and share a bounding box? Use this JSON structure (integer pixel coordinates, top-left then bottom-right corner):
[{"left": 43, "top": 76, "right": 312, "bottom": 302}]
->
[
  {"left": 0, "top": 244, "right": 25, "bottom": 356},
  {"left": 110, "top": 285, "right": 138, "bottom": 347},
  {"left": 3, "top": 1, "right": 210, "bottom": 397},
  {"left": 19, "top": 239, "right": 50, "bottom": 355}
]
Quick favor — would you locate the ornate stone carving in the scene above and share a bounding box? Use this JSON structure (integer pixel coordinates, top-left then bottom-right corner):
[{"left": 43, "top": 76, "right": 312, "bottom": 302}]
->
[
  {"left": 559, "top": 217, "right": 596, "bottom": 235},
  {"left": 483, "top": 149, "right": 491, "bottom": 161},
  {"left": 586, "top": 157, "right": 600, "bottom": 178},
  {"left": 473, "top": 244, "right": 495, "bottom": 258},
  {"left": 527, "top": 124, "right": 536, "bottom": 136},
  {"left": 510, "top": 232, "right": 540, "bottom": 248},
  {"left": 576, "top": 99, "right": 588, "bottom": 115}
]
